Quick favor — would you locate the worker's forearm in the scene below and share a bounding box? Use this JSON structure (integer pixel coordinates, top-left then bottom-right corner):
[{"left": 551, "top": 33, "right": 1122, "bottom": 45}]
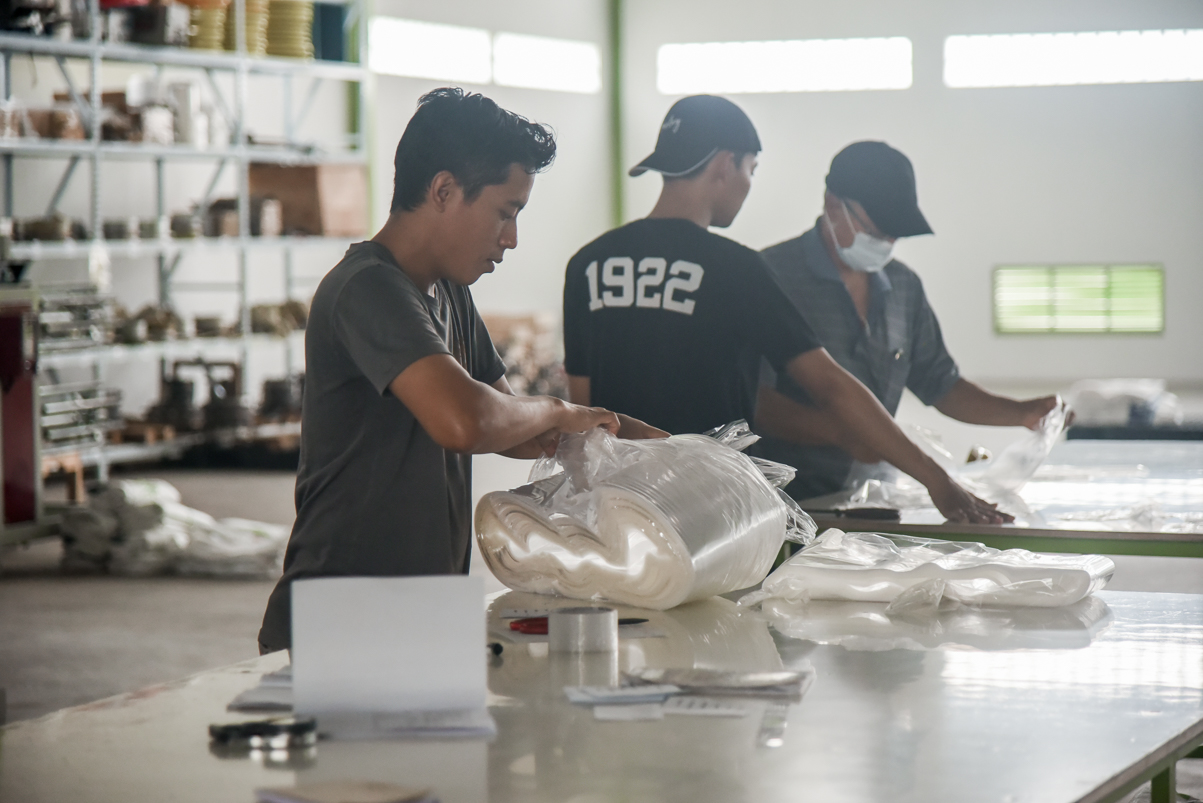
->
[
  {"left": 821, "top": 378, "right": 947, "bottom": 488},
  {"left": 454, "top": 387, "right": 569, "bottom": 455},
  {"left": 935, "top": 380, "right": 1029, "bottom": 427},
  {"left": 754, "top": 387, "right": 845, "bottom": 448}
]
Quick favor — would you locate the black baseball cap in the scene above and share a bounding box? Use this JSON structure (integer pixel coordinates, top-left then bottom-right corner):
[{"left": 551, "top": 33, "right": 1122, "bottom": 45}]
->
[
  {"left": 630, "top": 95, "right": 762, "bottom": 178},
  {"left": 825, "top": 141, "right": 933, "bottom": 237}
]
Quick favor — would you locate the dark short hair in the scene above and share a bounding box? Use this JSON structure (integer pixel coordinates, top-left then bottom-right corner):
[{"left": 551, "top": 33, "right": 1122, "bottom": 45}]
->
[{"left": 390, "top": 87, "right": 557, "bottom": 213}]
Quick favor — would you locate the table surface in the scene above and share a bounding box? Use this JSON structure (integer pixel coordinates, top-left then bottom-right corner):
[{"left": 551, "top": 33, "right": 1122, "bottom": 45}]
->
[
  {"left": 2, "top": 589, "right": 1201, "bottom": 803},
  {"left": 813, "top": 440, "right": 1203, "bottom": 556}
]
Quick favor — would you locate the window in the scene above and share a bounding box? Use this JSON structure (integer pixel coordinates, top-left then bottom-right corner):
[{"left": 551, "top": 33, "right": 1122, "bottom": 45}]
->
[
  {"left": 993, "top": 265, "right": 1164, "bottom": 334},
  {"left": 656, "top": 37, "right": 912, "bottom": 95},
  {"left": 493, "top": 33, "right": 601, "bottom": 94},
  {"left": 369, "top": 18, "right": 492, "bottom": 85},
  {"left": 369, "top": 18, "right": 601, "bottom": 94},
  {"left": 944, "top": 29, "right": 1203, "bottom": 88}
]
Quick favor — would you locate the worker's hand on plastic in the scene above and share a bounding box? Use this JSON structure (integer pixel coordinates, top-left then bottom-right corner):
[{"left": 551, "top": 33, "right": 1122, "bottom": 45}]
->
[
  {"left": 534, "top": 429, "right": 561, "bottom": 457},
  {"left": 1020, "top": 396, "right": 1072, "bottom": 430},
  {"left": 930, "top": 480, "right": 1014, "bottom": 525},
  {"left": 558, "top": 402, "right": 621, "bottom": 437},
  {"left": 617, "top": 414, "right": 670, "bottom": 440}
]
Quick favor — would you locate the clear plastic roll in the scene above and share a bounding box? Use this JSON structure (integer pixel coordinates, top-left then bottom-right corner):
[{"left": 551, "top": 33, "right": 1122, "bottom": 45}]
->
[{"left": 475, "top": 424, "right": 811, "bottom": 610}]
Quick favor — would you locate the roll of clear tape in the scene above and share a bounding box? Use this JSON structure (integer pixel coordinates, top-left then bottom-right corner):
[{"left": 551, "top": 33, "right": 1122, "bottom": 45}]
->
[{"left": 549, "top": 606, "right": 618, "bottom": 653}]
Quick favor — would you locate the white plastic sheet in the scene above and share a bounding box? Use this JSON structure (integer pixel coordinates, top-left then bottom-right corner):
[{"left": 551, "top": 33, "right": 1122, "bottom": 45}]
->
[
  {"left": 740, "top": 528, "right": 1114, "bottom": 609},
  {"left": 475, "top": 424, "right": 815, "bottom": 610},
  {"left": 803, "top": 400, "right": 1071, "bottom": 517},
  {"left": 60, "top": 479, "right": 289, "bottom": 577}
]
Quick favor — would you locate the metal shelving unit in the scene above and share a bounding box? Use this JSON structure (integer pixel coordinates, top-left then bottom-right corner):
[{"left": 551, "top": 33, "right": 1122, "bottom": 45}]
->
[{"left": 0, "top": 0, "right": 369, "bottom": 475}]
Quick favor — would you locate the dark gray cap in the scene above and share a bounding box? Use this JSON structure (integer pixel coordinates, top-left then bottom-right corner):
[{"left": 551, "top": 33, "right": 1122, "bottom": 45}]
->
[
  {"left": 826, "top": 141, "right": 933, "bottom": 237},
  {"left": 630, "top": 95, "right": 762, "bottom": 178}
]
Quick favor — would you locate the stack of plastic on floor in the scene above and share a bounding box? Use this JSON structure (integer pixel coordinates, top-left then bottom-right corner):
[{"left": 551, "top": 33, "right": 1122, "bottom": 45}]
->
[
  {"left": 59, "top": 479, "right": 289, "bottom": 578},
  {"left": 740, "top": 528, "right": 1115, "bottom": 611},
  {"left": 475, "top": 421, "right": 816, "bottom": 610}
]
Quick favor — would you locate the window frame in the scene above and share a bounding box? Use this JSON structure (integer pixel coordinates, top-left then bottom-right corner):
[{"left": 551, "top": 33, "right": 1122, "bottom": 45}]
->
[{"left": 991, "top": 263, "right": 1165, "bottom": 335}]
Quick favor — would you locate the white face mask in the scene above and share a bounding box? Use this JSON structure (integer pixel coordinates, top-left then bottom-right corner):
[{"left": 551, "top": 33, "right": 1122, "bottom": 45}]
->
[{"left": 827, "top": 203, "right": 894, "bottom": 273}]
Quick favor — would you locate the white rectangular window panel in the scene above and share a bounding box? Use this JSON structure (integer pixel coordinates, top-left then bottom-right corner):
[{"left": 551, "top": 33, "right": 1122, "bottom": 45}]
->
[
  {"left": 945, "top": 29, "right": 1203, "bottom": 88},
  {"left": 493, "top": 33, "right": 601, "bottom": 94},
  {"left": 993, "top": 265, "right": 1164, "bottom": 334},
  {"left": 369, "top": 17, "right": 492, "bottom": 85},
  {"left": 657, "top": 37, "right": 913, "bottom": 95}
]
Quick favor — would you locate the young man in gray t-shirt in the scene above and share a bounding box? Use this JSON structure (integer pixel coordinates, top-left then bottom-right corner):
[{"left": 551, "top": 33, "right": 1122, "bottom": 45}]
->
[{"left": 258, "top": 89, "right": 656, "bottom": 652}]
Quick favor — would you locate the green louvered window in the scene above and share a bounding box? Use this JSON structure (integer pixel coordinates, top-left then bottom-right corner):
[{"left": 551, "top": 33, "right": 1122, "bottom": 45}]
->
[{"left": 993, "top": 265, "right": 1164, "bottom": 334}]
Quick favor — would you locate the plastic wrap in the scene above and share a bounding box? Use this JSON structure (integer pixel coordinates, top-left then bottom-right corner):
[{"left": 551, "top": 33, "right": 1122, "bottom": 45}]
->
[
  {"left": 740, "top": 528, "right": 1114, "bottom": 609},
  {"left": 475, "top": 424, "right": 816, "bottom": 610},
  {"left": 60, "top": 479, "right": 289, "bottom": 577},
  {"left": 802, "top": 399, "right": 1070, "bottom": 516},
  {"left": 758, "top": 595, "right": 1114, "bottom": 651}
]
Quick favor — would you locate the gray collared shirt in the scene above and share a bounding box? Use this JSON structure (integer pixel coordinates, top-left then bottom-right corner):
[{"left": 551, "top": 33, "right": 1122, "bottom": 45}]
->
[{"left": 756, "top": 221, "right": 960, "bottom": 499}]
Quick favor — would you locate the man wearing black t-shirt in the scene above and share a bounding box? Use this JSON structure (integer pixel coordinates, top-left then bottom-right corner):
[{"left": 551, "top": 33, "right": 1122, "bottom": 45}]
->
[{"left": 563, "top": 95, "right": 1008, "bottom": 524}]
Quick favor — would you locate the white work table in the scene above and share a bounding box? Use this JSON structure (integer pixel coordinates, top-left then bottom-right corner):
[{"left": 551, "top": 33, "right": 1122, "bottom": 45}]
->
[{"left": 2, "top": 590, "right": 1201, "bottom": 803}]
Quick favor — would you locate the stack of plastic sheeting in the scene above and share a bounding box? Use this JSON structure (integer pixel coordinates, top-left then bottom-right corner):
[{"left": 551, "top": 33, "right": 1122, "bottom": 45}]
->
[
  {"left": 740, "top": 528, "right": 1114, "bottom": 609},
  {"left": 476, "top": 424, "right": 815, "bottom": 610},
  {"left": 59, "top": 479, "right": 289, "bottom": 578}
]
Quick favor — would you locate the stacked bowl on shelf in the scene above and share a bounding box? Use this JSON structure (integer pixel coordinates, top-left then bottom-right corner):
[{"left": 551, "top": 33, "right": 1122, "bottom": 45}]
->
[
  {"left": 223, "top": 0, "right": 270, "bottom": 54},
  {"left": 265, "top": 0, "right": 314, "bottom": 59},
  {"left": 184, "top": 0, "right": 230, "bottom": 50}
]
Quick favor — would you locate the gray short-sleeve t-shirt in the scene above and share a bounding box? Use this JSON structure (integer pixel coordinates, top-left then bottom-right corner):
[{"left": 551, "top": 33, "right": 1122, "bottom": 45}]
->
[{"left": 259, "top": 241, "right": 506, "bottom": 651}]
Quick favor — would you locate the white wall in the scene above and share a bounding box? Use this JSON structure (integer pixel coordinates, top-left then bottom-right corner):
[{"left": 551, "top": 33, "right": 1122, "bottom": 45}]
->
[
  {"left": 370, "top": 0, "right": 612, "bottom": 316},
  {"left": 621, "top": 0, "right": 1203, "bottom": 385}
]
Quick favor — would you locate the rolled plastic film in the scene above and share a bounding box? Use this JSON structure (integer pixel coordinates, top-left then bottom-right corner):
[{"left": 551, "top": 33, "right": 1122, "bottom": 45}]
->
[{"left": 549, "top": 606, "right": 618, "bottom": 653}]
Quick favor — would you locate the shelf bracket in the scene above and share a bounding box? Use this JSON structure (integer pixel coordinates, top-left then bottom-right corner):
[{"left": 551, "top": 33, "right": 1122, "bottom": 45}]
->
[
  {"left": 198, "top": 158, "right": 229, "bottom": 212},
  {"left": 53, "top": 56, "right": 94, "bottom": 130},
  {"left": 292, "top": 77, "right": 324, "bottom": 137},
  {"left": 203, "top": 69, "right": 234, "bottom": 146},
  {"left": 45, "top": 156, "right": 81, "bottom": 216}
]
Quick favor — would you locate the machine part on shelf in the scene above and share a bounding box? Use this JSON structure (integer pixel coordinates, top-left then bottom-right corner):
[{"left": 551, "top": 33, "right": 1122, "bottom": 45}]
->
[
  {"left": 101, "top": 8, "right": 133, "bottom": 42},
  {"left": 1, "top": 0, "right": 61, "bottom": 35},
  {"left": 102, "top": 216, "right": 139, "bottom": 240},
  {"left": 167, "top": 81, "right": 207, "bottom": 149},
  {"left": 258, "top": 374, "right": 303, "bottom": 422},
  {"left": 129, "top": 304, "right": 185, "bottom": 341},
  {"left": 170, "top": 212, "right": 204, "bottom": 238},
  {"left": 48, "top": 105, "right": 85, "bottom": 139},
  {"left": 253, "top": 197, "right": 283, "bottom": 237},
  {"left": 205, "top": 197, "right": 285, "bottom": 238},
  {"left": 193, "top": 315, "right": 223, "bottom": 338},
  {"left": 248, "top": 163, "right": 369, "bottom": 236},
  {"left": 250, "top": 299, "right": 305, "bottom": 336},
  {"left": 146, "top": 374, "right": 201, "bottom": 432},
  {"left": 138, "top": 104, "right": 175, "bottom": 144},
  {"left": 149, "top": 358, "right": 250, "bottom": 431},
  {"left": 40, "top": 380, "right": 123, "bottom": 451},
  {"left": 14, "top": 214, "right": 73, "bottom": 242},
  {"left": 111, "top": 420, "right": 176, "bottom": 445},
  {"left": 482, "top": 312, "right": 566, "bottom": 399},
  {"left": 311, "top": 1, "right": 346, "bottom": 61},
  {"left": 38, "top": 286, "right": 114, "bottom": 351},
  {"left": 129, "top": 2, "right": 190, "bottom": 46},
  {"left": 201, "top": 360, "right": 250, "bottom": 430},
  {"left": 138, "top": 218, "right": 166, "bottom": 239}
]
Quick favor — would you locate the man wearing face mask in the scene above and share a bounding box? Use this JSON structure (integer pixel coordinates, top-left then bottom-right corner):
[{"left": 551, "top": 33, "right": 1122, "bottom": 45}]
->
[{"left": 756, "top": 141, "right": 1061, "bottom": 501}]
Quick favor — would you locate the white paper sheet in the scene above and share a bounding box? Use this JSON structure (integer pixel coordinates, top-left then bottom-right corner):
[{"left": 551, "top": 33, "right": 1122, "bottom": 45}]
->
[{"left": 291, "top": 576, "right": 487, "bottom": 721}]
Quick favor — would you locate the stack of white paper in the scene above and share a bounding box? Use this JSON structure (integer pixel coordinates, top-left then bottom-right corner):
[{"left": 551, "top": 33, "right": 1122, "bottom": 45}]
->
[{"left": 291, "top": 576, "right": 494, "bottom": 740}]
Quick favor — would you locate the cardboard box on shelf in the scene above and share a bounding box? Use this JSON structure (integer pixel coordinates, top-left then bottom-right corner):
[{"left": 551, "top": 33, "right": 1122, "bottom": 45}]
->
[{"left": 248, "top": 163, "right": 368, "bottom": 237}]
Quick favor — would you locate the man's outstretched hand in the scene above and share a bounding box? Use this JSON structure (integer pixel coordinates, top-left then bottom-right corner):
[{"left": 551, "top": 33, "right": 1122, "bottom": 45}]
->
[{"left": 928, "top": 478, "right": 1013, "bottom": 524}]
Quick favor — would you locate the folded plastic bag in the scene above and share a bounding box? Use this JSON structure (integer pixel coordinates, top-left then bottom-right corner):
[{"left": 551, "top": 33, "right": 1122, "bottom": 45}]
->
[
  {"left": 739, "top": 528, "right": 1114, "bottom": 609},
  {"left": 475, "top": 423, "right": 816, "bottom": 610}
]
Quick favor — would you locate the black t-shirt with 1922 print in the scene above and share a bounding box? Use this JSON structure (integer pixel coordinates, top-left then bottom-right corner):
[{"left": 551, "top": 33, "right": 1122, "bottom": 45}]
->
[{"left": 563, "top": 218, "right": 822, "bottom": 435}]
